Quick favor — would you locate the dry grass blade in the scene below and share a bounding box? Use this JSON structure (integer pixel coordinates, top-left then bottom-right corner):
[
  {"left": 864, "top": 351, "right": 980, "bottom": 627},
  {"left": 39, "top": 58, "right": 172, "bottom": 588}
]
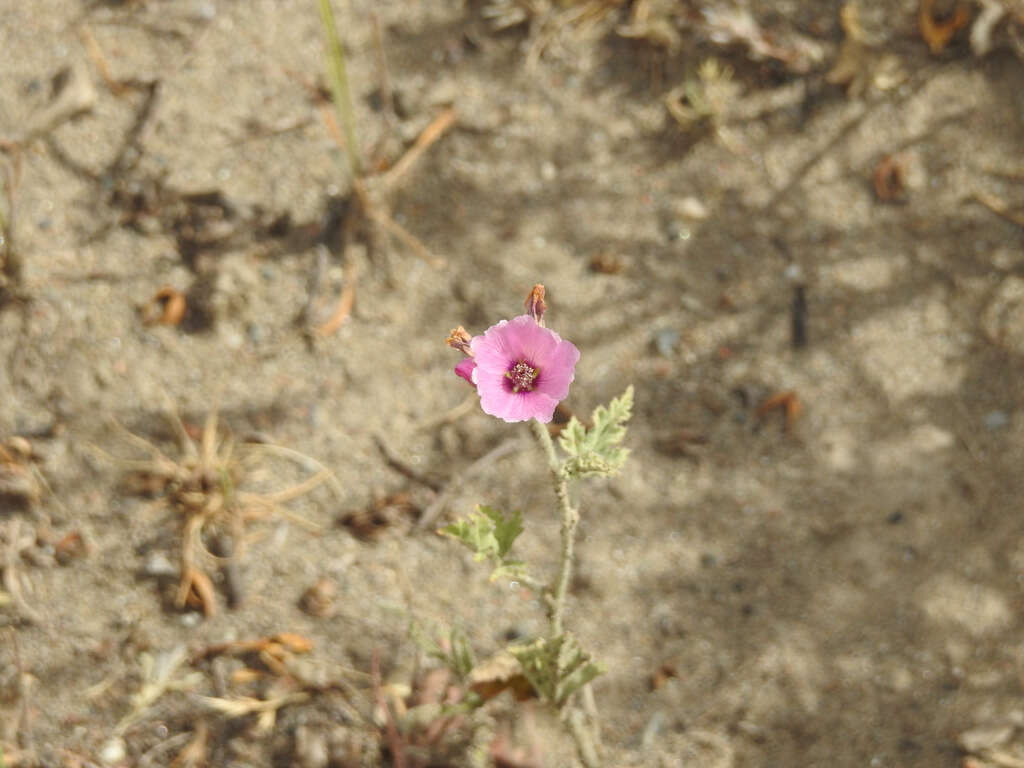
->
[
  {"left": 381, "top": 107, "right": 456, "bottom": 191},
  {"left": 0, "top": 521, "right": 43, "bottom": 626},
  {"left": 169, "top": 722, "right": 208, "bottom": 768},
  {"left": 313, "top": 251, "right": 359, "bottom": 337},
  {"left": 115, "top": 644, "right": 202, "bottom": 736},
  {"left": 972, "top": 190, "right": 1024, "bottom": 228},
  {"left": 198, "top": 691, "right": 310, "bottom": 732}
]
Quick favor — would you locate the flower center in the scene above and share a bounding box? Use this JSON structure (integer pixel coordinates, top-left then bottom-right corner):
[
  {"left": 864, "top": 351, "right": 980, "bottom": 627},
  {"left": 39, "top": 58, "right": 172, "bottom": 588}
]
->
[{"left": 506, "top": 360, "right": 539, "bottom": 393}]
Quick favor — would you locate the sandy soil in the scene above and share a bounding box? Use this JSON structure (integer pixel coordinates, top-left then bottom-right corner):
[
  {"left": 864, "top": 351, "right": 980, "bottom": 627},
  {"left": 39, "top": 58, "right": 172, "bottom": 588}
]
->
[{"left": 2, "top": 1, "right": 1024, "bottom": 766}]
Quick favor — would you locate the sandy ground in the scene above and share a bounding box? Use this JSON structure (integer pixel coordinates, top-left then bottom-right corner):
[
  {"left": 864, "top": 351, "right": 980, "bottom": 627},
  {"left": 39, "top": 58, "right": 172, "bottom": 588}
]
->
[{"left": 2, "top": 1, "right": 1024, "bottom": 766}]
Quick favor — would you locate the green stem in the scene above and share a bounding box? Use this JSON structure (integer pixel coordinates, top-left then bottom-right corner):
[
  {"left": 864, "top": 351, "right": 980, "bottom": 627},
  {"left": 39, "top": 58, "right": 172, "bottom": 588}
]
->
[
  {"left": 531, "top": 419, "right": 601, "bottom": 767},
  {"left": 317, "top": 0, "right": 362, "bottom": 179},
  {"left": 531, "top": 419, "right": 577, "bottom": 639}
]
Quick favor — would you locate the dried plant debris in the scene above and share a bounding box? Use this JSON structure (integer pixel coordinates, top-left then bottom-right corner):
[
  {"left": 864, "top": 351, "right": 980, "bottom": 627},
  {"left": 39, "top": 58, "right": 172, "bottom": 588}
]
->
[
  {"left": 0, "top": 437, "right": 41, "bottom": 510},
  {"left": 873, "top": 153, "right": 908, "bottom": 202},
  {"left": 298, "top": 576, "right": 337, "bottom": 617},
  {"left": 970, "top": 0, "right": 1024, "bottom": 55},
  {"left": 664, "top": 58, "right": 740, "bottom": 133},
  {"left": 756, "top": 390, "right": 803, "bottom": 433},
  {"left": 827, "top": 2, "right": 906, "bottom": 96},
  {"left": 370, "top": 652, "right": 499, "bottom": 767},
  {"left": 107, "top": 406, "right": 339, "bottom": 617},
  {"left": 139, "top": 285, "right": 187, "bottom": 327},
  {"left": 339, "top": 490, "right": 421, "bottom": 540},
  {"left": 697, "top": 5, "right": 826, "bottom": 73},
  {"left": 0, "top": 520, "right": 44, "bottom": 625},
  {"left": 919, "top": 0, "right": 972, "bottom": 53}
]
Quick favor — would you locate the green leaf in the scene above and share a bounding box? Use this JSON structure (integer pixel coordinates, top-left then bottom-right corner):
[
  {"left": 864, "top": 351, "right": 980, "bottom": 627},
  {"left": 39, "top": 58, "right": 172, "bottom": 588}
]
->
[
  {"left": 479, "top": 505, "right": 523, "bottom": 560},
  {"left": 559, "top": 385, "right": 634, "bottom": 479},
  {"left": 488, "top": 560, "right": 528, "bottom": 583},
  {"left": 409, "top": 621, "right": 476, "bottom": 681},
  {"left": 440, "top": 505, "right": 524, "bottom": 563},
  {"left": 448, "top": 625, "right": 477, "bottom": 679},
  {"left": 508, "top": 634, "right": 604, "bottom": 708}
]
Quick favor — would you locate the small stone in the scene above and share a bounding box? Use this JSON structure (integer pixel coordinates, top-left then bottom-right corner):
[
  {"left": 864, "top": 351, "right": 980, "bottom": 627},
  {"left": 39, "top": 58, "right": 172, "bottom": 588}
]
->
[
  {"left": 677, "top": 196, "right": 709, "bottom": 219},
  {"left": 294, "top": 725, "right": 329, "bottom": 768},
  {"left": 653, "top": 328, "right": 679, "bottom": 357},
  {"left": 984, "top": 410, "right": 1009, "bottom": 430},
  {"left": 959, "top": 723, "right": 1014, "bottom": 753},
  {"left": 143, "top": 552, "right": 177, "bottom": 578},
  {"left": 299, "top": 578, "right": 337, "bottom": 618},
  {"left": 99, "top": 737, "right": 126, "bottom": 765}
]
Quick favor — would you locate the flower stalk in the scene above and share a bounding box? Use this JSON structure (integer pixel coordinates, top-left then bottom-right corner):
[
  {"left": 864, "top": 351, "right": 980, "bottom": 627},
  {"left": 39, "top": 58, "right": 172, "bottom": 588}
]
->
[{"left": 531, "top": 418, "right": 577, "bottom": 638}]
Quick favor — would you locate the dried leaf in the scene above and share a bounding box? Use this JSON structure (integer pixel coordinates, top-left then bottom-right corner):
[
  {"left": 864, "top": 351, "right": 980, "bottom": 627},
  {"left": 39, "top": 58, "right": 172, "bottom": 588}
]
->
[
  {"left": 920, "top": 0, "right": 971, "bottom": 53},
  {"left": 469, "top": 652, "right": 536, "bottom": 703},
  {"left": 873, "top": 154, "right": 907, "bottom": 202},
  {"left": 140, "top": 286, "right": 187, "bottom": 326},
  {"left": 756, "top": 391, "right": 803, "bottom": 432}
]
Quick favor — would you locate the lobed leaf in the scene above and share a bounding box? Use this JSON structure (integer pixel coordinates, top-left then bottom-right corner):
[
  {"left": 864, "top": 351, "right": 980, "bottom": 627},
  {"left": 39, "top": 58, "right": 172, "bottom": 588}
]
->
[
  {"left": 559, "top": 385, "right": 634, "bottom": 479},
  {"left": 508, "top": 634, "right": 605, "bottom": 708},
  {"left": 441, "top": 505, "right": 524, "bottom": 562}
]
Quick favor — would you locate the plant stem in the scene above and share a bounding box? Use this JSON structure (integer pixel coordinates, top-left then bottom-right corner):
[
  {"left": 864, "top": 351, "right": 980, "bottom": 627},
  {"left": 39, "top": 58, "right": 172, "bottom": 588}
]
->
[
  {"left": 566, "top": 707, "right": 601, "bottom": 768},
  {"left": 532, "top": 420, "right": 602, "bottom": 767},
  {"left": 531, "top": 419, "right": 577, "bottom": 638},
  {"left": 317, "top": 0, "right": 362, "bottom": 179}
]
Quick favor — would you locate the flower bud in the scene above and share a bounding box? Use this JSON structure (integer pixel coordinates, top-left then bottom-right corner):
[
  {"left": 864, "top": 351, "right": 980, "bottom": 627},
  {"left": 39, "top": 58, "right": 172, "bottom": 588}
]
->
[
  {"left": 446, "top": 326, "right": 473, "bottom": 356},
  {"left": 525, "top": 284, "right": 546, "bottom": 326}
]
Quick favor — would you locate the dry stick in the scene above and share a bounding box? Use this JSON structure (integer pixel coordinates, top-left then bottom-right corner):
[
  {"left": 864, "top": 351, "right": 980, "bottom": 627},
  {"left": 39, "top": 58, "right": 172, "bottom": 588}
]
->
[
  {"left": 381, "top": 107, "right": 456, "bottom": 192},
  {"left": 1, "top": 521, "right": 42, "bottom": 626},
  {"left": 415, "top": 393, "right": 478, "bottom": 432},
  {"left": 972, "top": 190, "right": 1024, "bottom": 229},
  {"left": 9, "top": 629, "right": 34, "bottom": 755},
  {"left": 374, "top": 434, "right": 444, "bottom": 493},
  {"left": 0, "top": 144, "right": 23, "bottom": 291},
  {"left": 363, "top": 200, "right": 444, "bottom": 267},
  {"left": 80, "top": 24, "right": 128, "bottom": 96},
  {"left": 313, "top": 249, "right": 359, "bottom": 336},
  {"left": 417, "top": 437, "right": 523, "bottom": 531},
  {"left": 371, "top": 649, "right": 407, "bottom": 768}
]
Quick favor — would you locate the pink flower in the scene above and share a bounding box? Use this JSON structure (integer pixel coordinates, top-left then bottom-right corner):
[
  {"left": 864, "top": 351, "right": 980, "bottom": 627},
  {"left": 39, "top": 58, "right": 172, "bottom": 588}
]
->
[{"left": 458, "top": 314, "right": 579, "bottom": 423}]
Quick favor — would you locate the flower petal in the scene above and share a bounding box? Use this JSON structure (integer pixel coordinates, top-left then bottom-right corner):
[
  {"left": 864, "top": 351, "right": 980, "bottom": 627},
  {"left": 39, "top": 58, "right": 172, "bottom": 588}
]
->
[
  {"left": 471, "top": 315, "right": 560, "bottom": 374},
  {"left": 533, "top": 339, "right": 580, "bottom": 400},
  {"left": 454, "top": 358, "right": 477, "bottom": 385},
  {"left": 478, "top": 384, "right": 559, "bottom": 423}
]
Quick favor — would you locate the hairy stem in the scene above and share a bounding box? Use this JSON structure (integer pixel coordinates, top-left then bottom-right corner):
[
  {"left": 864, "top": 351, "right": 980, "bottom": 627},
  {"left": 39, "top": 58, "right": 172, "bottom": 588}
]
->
[
  {"left": 566, "top": 707, "right": 601, "bottom": 768},
  {"left": 531, "top": 419, "right": 577, "bottom": 638},
  {"left": 532, "top": 419, "right": 602, "bottom": 767}
]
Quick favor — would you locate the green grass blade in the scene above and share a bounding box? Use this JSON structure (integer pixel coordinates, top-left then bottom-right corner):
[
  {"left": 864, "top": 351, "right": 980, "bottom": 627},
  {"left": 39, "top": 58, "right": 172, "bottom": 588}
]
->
[{"left": 317, "top": 0, "right": 362, "bottom": 178}]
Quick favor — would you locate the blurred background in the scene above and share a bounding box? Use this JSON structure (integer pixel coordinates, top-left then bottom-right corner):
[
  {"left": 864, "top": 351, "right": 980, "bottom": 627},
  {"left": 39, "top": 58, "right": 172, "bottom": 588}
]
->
[{"left": 2, "top": 1, "right": 1024, "bottom": 766}]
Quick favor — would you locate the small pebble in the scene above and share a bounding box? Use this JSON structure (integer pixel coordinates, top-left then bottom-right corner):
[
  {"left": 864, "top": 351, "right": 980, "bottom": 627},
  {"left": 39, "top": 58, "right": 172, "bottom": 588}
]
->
[
  {"left": 677, "top": 196, "right": 708, "bottom": 219},
  {"left": 143, "top": 552, "right": 177, "bottom": 577},
  {"left": 653, "top": 328, "right": 679, "bottom": 357},
  {"left": 99, "top": 737, "right": 126, "bottom": 765},
  {"left": 984, "top": 410, "right": 1009, "bottom": 430},
  {"left": 143, "top": 552, "right": 177, "bottom": 578}
]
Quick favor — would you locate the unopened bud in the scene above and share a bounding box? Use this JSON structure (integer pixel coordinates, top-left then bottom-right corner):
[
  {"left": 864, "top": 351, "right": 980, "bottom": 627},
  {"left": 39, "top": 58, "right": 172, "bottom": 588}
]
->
[
  {"left": 525, "top": 284, "right": 546, "bottom": 326},
  {"left": 446, "top": 326, "right": 473, "bottom": 356}
]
